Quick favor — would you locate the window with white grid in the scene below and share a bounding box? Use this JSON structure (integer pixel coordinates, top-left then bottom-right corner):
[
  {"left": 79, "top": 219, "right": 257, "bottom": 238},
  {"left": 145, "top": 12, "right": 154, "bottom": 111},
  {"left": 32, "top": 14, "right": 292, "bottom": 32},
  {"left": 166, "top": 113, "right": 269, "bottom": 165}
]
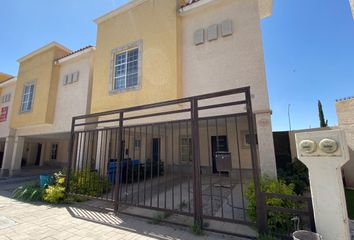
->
[
  {"left": 21, "top": 82, "right": 35, "bottom": 113},
  {"left": 113, "top": 48, "right": 139, "bottom": 91}
]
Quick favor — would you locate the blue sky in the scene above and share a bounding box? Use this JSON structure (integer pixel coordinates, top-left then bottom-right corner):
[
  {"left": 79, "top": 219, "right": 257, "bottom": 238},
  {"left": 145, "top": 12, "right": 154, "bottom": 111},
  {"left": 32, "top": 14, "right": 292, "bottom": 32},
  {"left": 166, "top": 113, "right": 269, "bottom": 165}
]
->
[{"left": 0, "top": 0, "right": 353, "bottom": 131}]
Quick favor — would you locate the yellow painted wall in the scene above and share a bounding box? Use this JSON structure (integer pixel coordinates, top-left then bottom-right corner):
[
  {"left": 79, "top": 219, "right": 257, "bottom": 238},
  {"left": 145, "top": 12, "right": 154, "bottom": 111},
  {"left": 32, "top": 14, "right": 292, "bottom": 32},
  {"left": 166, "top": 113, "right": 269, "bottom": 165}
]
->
[
  {"left": 91, "top": 0, "right": 180, "bottom": 113},
  {"left": 10, "top": 46, "right": 70, "bottom": 128}
]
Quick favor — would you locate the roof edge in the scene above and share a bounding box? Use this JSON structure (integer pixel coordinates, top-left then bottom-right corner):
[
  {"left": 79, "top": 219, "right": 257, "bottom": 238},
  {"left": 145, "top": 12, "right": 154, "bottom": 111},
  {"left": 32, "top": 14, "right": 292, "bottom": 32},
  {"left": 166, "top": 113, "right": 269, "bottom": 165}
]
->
[
  {"left": 94, "top": 0, "right": 147, "bottom": 24},
  {"left": 55, "top": 46, "right": 96, "bottom": 64},
  {"left": 17, "top": 41, "right": 71, "bottom": 63},
  {"left": 0, "top": 77, "right": 17, "bottom": 87}
]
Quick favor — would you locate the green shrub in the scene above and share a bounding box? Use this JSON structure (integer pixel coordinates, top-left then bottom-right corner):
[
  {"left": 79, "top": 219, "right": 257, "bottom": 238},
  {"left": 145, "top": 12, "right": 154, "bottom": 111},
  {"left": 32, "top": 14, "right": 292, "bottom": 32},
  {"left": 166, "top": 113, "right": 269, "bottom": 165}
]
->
[
  {"left": 246, "top": 178, "right": 297, "bottom": 233},
  {"left": 191, "top": 220, "right": 203, "bottom": 235},
  {"left": 43, "top": 171, "right": 66, "bottom": 204},
  {"left": 43, "top": 185, "right": 65, "bottom": 204},
  {"left": 277, "top": 159, "right": 309, "bottom": 195},
  {"left": 12, "top": 181, "right": 44, "bottom": 202},
  {"left": 70, "top": 168, "right": 111, "bottom": 197}
]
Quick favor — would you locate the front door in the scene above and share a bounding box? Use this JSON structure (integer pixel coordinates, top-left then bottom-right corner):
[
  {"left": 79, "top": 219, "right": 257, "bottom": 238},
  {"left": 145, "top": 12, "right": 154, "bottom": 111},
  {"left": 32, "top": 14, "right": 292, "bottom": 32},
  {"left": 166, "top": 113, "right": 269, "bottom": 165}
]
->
[
  {"left": 35, "top": 143, "right": 42, "bottom": 166},
  {"left": 152, "top": 138, "right": 160, "bottom": 162},
  {"left": 211, "top": 136, "right": 228, "bottom": 173}
]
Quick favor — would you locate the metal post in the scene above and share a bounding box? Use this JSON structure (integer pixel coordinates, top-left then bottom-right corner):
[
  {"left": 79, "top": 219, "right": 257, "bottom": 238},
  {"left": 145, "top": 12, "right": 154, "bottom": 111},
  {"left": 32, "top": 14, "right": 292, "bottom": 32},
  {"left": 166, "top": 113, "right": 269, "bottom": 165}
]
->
[
  {"left": 65, "top": 117, "right": 76, "bottom": 195},
  {"left": 191, "top": 99, "right": 203, "bottom": 224},
  {"left": 114, "top": 112, "right": 124, "bottom": 213},
  {"left": 245, "top": 88, "right": 267, "bottom": 233}
]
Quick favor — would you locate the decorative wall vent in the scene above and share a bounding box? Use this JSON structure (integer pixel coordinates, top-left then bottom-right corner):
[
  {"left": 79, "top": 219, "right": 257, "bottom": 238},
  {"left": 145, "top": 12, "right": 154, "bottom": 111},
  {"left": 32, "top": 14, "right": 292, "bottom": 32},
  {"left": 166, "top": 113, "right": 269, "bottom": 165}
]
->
[{"left": 194, "top": 19, "right": 233, "bottom": 46}]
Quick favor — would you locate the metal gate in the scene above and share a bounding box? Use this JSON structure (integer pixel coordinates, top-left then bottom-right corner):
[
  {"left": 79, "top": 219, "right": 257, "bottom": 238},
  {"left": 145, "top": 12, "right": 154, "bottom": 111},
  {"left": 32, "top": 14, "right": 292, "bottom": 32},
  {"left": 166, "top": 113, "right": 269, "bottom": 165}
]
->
[{"left": 65, "top": 87, "right": 269, "bottom": 238}]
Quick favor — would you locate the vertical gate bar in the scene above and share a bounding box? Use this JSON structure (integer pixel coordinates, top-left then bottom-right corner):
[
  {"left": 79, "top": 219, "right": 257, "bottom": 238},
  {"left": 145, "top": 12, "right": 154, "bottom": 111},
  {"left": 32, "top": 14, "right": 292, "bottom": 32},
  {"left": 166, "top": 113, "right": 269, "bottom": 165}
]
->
[
  {"left": 164, "top": 123, "right": 167, "bottom": 209},
  {"left": 178, "top": 121, "right": 183, "bottom": 212},
  {"left": 125, "top": 127, "right": 130, "bottom": 203},
  {"left": 235, "top": 116, "right": 247, "bottom": 220},
  {"left": 107, "top": 130, "right": 112, "bottom": 200},
  {"left": 84, "top": 132, "right": 91, "bottom": 195},
  {"left": 206, "top": 119, "right": 214, "bottom": 217},
  {"left": 131, "top": 127, "right": 136, "bottom": 204},
  {"left": 171, "top": 122, "right": 175, "bottom": 210},
  {"left": 68, "top": 133, "right": 81, "bottom": 193},
  {"left": 72, "top": 133, "right": 78, "bottom": 175},
  {"left": 245, "top": 88, "right": 266, "bottom": 233},
  {"left": 112, "top": 129, "right": 119, "bottom": 201},
  {"left": 187, "top": 121, "right": 191, "bottom": 214},
  {"left": 143, "top": 125, "right": 148, "bottom": 205},
  {"left": 119, "top": 128, "right": 125, "bottom": 202},
  {"left": 150, "top": 125, "right": 154, "bottom": 207},
  {"left": 191, "top": 99, "right": 203, "bottom": 223},
  {"left": 73, "top": 132, "right": 81, "bottom": 194},
  {"left": 78, "top": 132, "right": 85, "bottom": 194},
  {"left": 137, "top": 126, "right": 142, "bottom": 205},
  {"left": 97, "top": 129, "right": 104, "bottom": 199},
  {"left": 114, "top": 112, "right": 124, "bottom": 213},
  {"left": 215, "top": 118, "right": 224, "bottom": 218},
  {"left": 225, "top": 117, "right": 235, "bottom": 220},
  {"left": 157, "top": 124, "right": 160, "bottom": 208},
  {"left": 65, "top": 117, "right": 76, "bottom": 195}
]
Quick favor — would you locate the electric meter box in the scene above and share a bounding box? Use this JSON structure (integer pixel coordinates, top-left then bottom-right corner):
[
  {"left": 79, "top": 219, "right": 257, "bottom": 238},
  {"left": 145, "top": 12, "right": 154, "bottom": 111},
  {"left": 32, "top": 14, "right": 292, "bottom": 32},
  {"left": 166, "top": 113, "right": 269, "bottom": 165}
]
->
[
  {"left": 295, "top": 129, "right": 349, "bottom": 160},
  {"left": 215, "top": 152, "right": 231, "bottom": 172}
]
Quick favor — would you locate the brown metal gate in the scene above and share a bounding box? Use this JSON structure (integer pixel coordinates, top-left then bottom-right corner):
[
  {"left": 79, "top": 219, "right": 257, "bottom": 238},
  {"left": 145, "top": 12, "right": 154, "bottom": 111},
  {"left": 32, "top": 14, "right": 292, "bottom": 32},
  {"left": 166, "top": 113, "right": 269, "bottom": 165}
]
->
[{"left": 65, "top": 87, "right": 268, "bottom": 238}]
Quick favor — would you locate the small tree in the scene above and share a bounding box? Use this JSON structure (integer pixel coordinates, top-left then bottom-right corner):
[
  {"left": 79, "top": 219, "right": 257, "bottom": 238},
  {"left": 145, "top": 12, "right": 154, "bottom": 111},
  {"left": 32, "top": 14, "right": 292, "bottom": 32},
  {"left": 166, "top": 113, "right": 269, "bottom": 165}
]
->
[{"left": 318, "top": 100, "right": 328, "bottom": 128}]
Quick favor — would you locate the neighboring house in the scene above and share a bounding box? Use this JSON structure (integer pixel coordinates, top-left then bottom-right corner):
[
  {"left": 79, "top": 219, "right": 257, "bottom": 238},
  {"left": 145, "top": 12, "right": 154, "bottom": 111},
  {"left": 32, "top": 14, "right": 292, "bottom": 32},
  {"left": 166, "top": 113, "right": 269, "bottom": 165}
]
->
[
  {"left": 336, "top": 97, "right": 354, "bottom": 188},
  {"left": 0, "top": 75, "right": 17, "bottom": 175},
  {"left": 91, "top": 0, "right": 277, "bottom": 177},
  {"left": 0, "top": 42, "right": 95, "bottom": 176},
  {"left": 350, "top": 0, "right": 354, "bottom": 18}
]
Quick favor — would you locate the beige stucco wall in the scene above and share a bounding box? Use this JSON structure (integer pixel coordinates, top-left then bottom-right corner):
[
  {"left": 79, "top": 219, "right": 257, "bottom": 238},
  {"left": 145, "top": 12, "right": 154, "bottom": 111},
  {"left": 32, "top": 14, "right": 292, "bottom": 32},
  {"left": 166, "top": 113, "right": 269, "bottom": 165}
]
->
[
  {"left": 336, "top": 99, "right": 354, "bottom": 187},
  {"left": 91, "top": 0, "right": 181, "bottom": 113},
  {"left": 0, "top": 79, "right": 16, "bottom": 138},
  {"left": 14, "top": 50, "right": 95, "bottom": 137},
  {"left": 180, "top": 0, "right": 276, "bottom": 177},
  {"left": 11, "top": 46, "right": 70, "bottom": 128},
  {"left": 21, "top": 137, "right": 69, "bottom": 167}
]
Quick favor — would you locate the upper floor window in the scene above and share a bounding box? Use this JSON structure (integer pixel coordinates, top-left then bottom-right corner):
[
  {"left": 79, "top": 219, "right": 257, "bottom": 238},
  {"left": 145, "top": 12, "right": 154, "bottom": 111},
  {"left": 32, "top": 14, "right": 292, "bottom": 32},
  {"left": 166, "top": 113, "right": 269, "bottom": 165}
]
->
[
  {"left": 1, "top": 93, "right": 11, "bottom": 103},
  {"left": 63, "top": 71, "right": 79, "bottom": 85},
  {"left": 110, "top": 40, "right": 142, "bottom": 93},
  {"left": 21, "top": 82, "right": 35, "bottom": 113}
]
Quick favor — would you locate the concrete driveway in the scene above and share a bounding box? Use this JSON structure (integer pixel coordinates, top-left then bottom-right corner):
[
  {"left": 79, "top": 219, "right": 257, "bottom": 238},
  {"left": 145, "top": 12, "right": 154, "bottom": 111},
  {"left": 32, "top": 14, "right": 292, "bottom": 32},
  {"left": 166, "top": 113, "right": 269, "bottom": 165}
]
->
[{"left": 0, "top": 178, "right": 246, "bottom": 240}]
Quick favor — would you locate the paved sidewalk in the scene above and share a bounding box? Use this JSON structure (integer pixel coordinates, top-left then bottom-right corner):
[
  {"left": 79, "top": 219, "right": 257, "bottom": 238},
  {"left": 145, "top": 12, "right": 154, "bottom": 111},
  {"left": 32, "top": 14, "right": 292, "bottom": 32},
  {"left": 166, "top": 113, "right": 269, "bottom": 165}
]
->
[{"left": 0, "top": 194, "right": 245, "bottom": 240}]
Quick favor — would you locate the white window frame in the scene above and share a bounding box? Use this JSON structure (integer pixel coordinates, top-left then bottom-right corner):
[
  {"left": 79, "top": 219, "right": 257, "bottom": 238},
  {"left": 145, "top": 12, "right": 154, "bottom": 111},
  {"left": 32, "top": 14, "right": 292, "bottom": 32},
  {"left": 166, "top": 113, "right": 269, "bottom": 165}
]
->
[
  {"left": 179, "top": 136, "right": 192, "bottom": 162},
  {"left": 109, "top": 40, "right": 143, "bottom": 94},
  {"left": 63, "top": 71, "right": 79, "bottom": 85},
  {"left": 1, "top": 93, "right": 11, "bottom": 103},
  {"left": 20, "top": 81, "right": 36, "bottom": 113}
]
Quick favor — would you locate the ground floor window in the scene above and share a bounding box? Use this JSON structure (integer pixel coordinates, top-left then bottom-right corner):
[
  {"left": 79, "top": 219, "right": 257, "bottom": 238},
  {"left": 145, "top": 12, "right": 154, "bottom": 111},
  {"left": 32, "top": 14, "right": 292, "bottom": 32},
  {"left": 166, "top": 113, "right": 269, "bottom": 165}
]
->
[
  {"left": 179, "top": 136, "right": 192, "bottom": 162},
  {"left": 50, "top": 144, "right": 58, "bottom": 161}
]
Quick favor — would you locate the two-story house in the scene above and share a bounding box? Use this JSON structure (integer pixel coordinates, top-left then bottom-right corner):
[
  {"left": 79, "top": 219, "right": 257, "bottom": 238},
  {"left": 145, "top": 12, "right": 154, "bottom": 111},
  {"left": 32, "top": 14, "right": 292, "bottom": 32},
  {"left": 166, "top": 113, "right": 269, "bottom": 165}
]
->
[
  {"left": 89, "top": 0, "right": 277, "bottom": 178},
  {"left": 1, "top": 42, "right": 95, "bottom": 176}
]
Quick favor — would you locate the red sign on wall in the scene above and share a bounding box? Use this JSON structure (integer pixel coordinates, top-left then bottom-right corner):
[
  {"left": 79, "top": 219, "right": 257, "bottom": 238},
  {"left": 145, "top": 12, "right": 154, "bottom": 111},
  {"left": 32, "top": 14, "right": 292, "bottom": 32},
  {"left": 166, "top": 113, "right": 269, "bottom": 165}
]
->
[{"left": 0, "top": 107, "right": 8, "bottom": 122}]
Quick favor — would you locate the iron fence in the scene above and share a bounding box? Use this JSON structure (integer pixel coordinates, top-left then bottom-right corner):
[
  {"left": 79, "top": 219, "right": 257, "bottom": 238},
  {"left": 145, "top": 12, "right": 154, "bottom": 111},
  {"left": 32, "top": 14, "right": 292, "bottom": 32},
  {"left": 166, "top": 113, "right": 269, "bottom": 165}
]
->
[{"left": 65, "top": 86, "right": 315, "bottom": 238}]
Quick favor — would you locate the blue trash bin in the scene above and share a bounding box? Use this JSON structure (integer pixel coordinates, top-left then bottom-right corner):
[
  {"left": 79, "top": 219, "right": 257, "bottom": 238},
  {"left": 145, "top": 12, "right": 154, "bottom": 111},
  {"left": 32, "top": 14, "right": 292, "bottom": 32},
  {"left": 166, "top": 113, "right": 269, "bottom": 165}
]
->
[{"left": 39, "top": 174, "right": 53, "bottom": 188}]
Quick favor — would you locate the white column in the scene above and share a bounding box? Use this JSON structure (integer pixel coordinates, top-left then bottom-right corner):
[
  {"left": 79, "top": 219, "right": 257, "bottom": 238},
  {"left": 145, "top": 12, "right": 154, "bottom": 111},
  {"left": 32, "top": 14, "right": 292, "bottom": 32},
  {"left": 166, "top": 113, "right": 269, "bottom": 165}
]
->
[
  {"left": 296, "top": 129, "right": 350, "bottom": 240},
  {"left": 10, "top": 136, "right": 25, "bottom": 176},
  {"left": 1, "top": 136, "right": 15, "bottom": 176},
  {"left": 95, "top": 131, "right": 103, "bottom": 171},
  {"left": 255, "top": 112, "right": 277, "bottom": 178}
]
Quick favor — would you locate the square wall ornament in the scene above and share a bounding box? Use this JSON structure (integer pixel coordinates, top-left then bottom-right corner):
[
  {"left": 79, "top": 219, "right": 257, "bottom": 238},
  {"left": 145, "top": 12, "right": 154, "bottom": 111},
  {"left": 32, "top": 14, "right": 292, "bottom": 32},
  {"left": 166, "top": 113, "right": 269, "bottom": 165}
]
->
[
  {"left": 221, "top": 19, "right": 233, "bottom": 37},
  {"left": 207, "top": 24, "right": 218, "bottom": 41},
  {"left": 194, "top": 28, "right": 205, "bottom": 45}
]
